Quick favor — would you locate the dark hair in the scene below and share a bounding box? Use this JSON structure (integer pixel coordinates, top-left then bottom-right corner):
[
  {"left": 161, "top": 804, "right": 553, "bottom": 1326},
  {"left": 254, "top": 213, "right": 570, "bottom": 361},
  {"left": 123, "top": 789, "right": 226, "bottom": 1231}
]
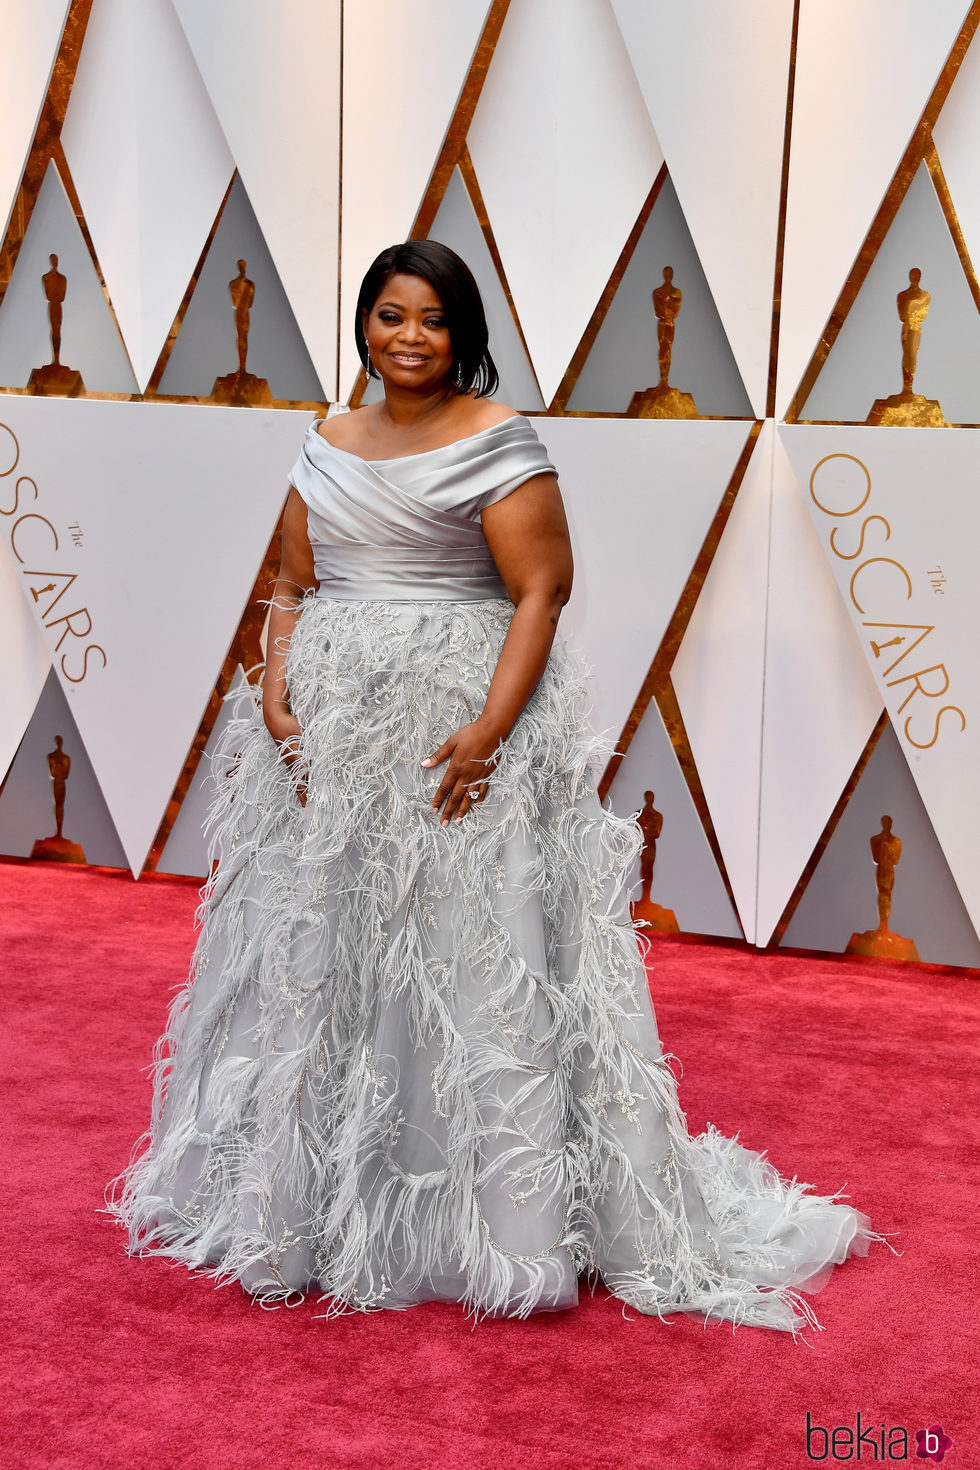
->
[{"left": 355, "top": 239, "right": 499, "bottom": 398}]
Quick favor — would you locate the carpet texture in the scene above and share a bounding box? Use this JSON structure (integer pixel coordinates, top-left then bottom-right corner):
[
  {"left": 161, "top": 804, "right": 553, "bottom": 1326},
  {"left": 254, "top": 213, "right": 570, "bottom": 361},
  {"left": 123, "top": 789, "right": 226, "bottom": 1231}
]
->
[{"left": 1, "top": 858, "right": 975, "bottom": 1470}]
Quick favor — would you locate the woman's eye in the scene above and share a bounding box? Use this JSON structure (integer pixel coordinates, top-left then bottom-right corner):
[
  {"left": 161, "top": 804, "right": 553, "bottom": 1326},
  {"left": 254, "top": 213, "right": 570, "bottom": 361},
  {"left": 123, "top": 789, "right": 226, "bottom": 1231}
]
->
[
  {"left": 379, "top": 312, "right": 400, "bottom": 323},
  {"left": 425, "top": 319, "right": 446, "bottom": 329}
]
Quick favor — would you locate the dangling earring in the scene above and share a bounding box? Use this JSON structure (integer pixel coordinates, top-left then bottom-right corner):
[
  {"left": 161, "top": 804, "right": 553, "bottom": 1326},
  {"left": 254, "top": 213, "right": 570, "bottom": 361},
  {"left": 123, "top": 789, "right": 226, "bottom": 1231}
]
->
[
  {"left": 365, "top": 348, "right": 374, "bottom": 378},
  {"left": 454, "top": 361, "right": 466, "bottom": 389}
]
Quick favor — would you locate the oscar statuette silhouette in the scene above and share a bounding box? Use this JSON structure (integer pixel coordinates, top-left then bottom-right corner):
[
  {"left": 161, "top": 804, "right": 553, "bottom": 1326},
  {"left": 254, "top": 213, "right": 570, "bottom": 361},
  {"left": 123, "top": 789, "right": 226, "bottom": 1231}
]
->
[
  {"left": 212, "top": 259, "right": 273, "bottom": 406},
  {"left": 27, "top": 255, "right": 85, "bottom": 396},
  {"left": 866, "top": 269, "right": 947, "bottom": 426},
  {"left": 627, "top": 268, "right": 699, "bottom": 420},
  {"left": 630, "top": 791, "right": 679, "bottom": 934},
  {"left": 845, "top": 816, "right": 920, "bottom": 961},
  {"left": 30, "top": 735, "right": 86, "bottom": 864}
]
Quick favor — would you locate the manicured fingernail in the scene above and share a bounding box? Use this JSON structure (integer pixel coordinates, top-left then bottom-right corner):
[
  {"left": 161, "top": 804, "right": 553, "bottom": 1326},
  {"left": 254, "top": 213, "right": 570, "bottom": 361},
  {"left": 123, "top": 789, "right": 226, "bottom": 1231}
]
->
[
  {"left": 441, "top": 818, "right": 448, "bottom": 826},
  {"left": 421, "top": 758, "right": 431, "bottom": 766}
]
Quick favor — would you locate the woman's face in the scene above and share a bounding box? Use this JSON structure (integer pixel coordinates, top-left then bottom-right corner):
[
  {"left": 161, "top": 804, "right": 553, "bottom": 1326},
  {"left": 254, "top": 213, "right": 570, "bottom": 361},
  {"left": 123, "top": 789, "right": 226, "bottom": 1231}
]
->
[{"left": 362, "top": 273, "right": 455, "bottom": 391}]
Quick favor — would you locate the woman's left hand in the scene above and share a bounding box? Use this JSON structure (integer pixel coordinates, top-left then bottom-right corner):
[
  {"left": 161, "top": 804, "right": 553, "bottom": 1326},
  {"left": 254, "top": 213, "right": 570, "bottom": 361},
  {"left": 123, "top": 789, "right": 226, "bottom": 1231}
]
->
[{"left": 422, "top": 716, "right": 504, "bottom": 825}]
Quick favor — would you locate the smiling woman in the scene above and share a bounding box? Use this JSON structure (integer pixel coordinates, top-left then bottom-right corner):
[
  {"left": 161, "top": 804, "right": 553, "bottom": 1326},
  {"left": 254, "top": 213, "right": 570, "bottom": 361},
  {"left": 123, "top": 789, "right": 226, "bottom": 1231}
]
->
[
  {"left": 356, "top": 239, "right": 499, "bottom": 403},
  {"left": 105, "top": 239, "right": 891, "bottom": 1335}
]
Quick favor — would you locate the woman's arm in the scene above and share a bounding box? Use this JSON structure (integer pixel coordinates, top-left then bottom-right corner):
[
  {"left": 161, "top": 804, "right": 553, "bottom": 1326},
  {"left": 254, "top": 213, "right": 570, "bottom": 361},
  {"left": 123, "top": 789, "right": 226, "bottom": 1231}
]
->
[
  {"left": 263, "top": 486, "right": 317, "bottom": 798},
  {"left": 423, "top": 472, "right": 573, "bottom": 824}
]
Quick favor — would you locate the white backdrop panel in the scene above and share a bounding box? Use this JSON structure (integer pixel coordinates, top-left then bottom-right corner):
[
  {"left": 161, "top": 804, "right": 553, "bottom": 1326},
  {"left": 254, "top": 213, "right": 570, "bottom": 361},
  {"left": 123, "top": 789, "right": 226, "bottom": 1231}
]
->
[
  {"left": 0, "top": 528, "right": 51, "bottom": 786},
  {"left": 339, "top": 1, "right": 491, "bottom": 399},
  {"left": 756, "top": 431, "right": 883, "bottom": 945},
  {"left": 0, "top": 1, "right": 68, "bottom": 240},
  {"left": 61, "top": 0, "right": 234, "bottom": 393},
  {"left": 671, "top": 423, "right": 770, "bottom": 942},
  {"left": 776, "top": 0, "right": 971, "bottom": 420},
  {"left": 468, "top": 0, "right": 662, "bottom": 405},
  {"left": 538, "top": 416, "right": 752, "bottom": 750},
  {"left": 174, "top": 0, "right": 341, "bottom": 401},
  {"left": 0, "top": 398, "right": 312, "bottom": 875},
  {"left": 781, "top": 423, "right": 980, "bottom": 939},
  {"left": 610, "top": 0, "right": 793, "bottom": 417}
]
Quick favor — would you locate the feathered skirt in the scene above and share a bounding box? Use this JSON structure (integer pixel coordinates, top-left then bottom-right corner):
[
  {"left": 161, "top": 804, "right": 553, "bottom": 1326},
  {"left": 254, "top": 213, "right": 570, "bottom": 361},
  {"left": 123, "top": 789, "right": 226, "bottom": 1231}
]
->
[{"left": 104, "top": 593, "right": 889, "bottom": 1335}]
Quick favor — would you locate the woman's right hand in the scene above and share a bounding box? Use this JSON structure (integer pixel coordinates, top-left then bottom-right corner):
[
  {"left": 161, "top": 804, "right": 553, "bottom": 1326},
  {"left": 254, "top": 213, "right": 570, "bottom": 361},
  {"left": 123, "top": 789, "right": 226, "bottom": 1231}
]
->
[{"left": 264, "top": 708, "right": 308, "bottom": 807}]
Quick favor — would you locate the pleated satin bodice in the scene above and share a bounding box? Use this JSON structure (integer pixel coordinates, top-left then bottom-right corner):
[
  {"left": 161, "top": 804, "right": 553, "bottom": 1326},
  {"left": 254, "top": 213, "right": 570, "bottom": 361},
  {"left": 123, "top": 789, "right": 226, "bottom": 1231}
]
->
[{"left": 288, "top": 414, "right": 557, "bottom": 601}]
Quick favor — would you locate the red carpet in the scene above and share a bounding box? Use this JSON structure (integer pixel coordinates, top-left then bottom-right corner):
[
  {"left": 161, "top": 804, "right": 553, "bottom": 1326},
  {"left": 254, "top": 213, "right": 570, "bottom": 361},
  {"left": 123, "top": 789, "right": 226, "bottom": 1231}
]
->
[{"left": 1, "top": 858, "right": 975, "bottom": 1470}]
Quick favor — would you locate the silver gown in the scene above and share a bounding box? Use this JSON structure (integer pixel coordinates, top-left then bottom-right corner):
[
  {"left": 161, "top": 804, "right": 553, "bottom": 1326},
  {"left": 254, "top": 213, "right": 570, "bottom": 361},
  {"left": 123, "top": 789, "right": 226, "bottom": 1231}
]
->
[{"left": 104, "top": 414, "right": 891, "bottom": 1334}]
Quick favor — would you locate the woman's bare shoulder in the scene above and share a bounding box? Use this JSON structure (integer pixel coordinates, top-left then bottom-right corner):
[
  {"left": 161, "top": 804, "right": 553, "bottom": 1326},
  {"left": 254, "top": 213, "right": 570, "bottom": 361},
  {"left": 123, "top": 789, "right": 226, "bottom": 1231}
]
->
[
  {"left": 464, "top": 399, "right": 520, "bottom": 431},
  {"left": 314, "top": 405, "right": 376, "bottom": 449}
]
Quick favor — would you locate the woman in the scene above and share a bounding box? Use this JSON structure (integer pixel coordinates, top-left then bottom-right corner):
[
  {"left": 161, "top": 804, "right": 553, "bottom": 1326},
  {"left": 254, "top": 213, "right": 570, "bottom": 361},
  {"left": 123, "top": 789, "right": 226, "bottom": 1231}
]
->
[{"left": 105, "top": 241, "right": 890, "bottom": 1334}]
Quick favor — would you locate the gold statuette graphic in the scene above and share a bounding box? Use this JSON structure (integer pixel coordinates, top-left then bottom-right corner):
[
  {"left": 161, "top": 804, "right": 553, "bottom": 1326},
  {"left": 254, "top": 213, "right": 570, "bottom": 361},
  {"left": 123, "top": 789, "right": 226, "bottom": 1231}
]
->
[
  {"left": 845, "top": 815, "right": 919, "bottom": 961},
  {"left": 627, "top": 267, "right": 699, "bottom": 420},
  {"left": 867, "top": 268, "right": 947, "bottom": 427},
  {"left": 630, "top": 791, "right": 679, "bottom": 935},
  {"left": 27, "top": 254, "right": 85, "bottom": 396},
  {"left": 31, "top": 735, "right": 86, "bottom": 864},
  {"left": 212, "top": 259, "right": 273, "bottom": 406}
]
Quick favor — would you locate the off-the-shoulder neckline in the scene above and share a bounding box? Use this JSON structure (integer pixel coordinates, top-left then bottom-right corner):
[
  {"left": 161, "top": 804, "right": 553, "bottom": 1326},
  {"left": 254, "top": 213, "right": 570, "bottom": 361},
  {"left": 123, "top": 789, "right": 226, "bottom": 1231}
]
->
[{"left": 309, "top": 413, "right": 529, "bottom": 465}]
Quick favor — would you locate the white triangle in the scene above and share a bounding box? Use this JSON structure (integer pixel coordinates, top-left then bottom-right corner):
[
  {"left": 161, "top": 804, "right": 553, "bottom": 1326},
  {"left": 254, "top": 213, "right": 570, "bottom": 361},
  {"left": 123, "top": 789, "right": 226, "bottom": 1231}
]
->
[
  {"left": 933, "top": 27, "right": 980, "bottom": 292},
  {"left": 0, "top": 159, "right": 138, "bottom": 394},
  {"left": 0, "top": 533, "right": 51, "bottom": 785},
  {"left": 0, "top": 0, "right": 68, "bottom": 239},
  {"left": 0, "top": 397, "right": 313, "bottom": 875},
  {"left": 338, "top": 1, "right": 492, "bottom": 399},
  {"left": 610, "top": 0, "right": 792, "bottom": 418},
  {"left": 671, "top": 423, "right": 771, "bottom": 943},
  {"left": 467, "top": 0, "right": 662, "bottom": 405},
  {"left": 780, "top": 423, "right": 980, "bottom": 940},
  {"left": 60, "top": 0, "right": 234, "bottom": 392},
  {"left": 538, "top": 416, "right": 753, "bottom": 750},
  {"left": 756, "top": 432, "right": 883, "bottom": 945},
  {"left": 776, "top": 0, "right": 972, "bottom": 420},
  {"left": 173, "top": 0, "right": 341, "bottom": 400}
]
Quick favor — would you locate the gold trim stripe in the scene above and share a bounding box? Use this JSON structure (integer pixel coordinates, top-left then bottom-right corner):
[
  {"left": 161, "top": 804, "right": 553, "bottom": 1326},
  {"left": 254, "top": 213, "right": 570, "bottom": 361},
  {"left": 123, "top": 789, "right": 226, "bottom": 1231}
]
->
[
  {"left": 765, "top": 0, "right": 801, "bottom": 421},
  {"left": 0, "top": 0, "right": 93, "bottom": 307},
  {"left": 457, "top": 145, "right": 544, "bottom": 401},
  {"left": 924, "top": 141, "right": 980, "bottom": 318},
  {"left": 349, "top": 0, "right": 511, "bottom": 409}
]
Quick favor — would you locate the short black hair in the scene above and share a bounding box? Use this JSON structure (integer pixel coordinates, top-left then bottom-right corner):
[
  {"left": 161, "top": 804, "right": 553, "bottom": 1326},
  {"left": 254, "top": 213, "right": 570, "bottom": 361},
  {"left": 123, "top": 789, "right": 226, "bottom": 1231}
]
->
[{"left": 355, "top": 239, "right": 499, "bottom": 398}]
